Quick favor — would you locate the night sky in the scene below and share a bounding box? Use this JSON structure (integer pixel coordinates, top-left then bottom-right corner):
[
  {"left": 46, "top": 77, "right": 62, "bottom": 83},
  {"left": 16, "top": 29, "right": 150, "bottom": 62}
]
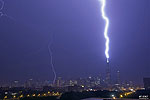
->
[{"left": 0, "top": 0, "right": 150, "bottom": 84}]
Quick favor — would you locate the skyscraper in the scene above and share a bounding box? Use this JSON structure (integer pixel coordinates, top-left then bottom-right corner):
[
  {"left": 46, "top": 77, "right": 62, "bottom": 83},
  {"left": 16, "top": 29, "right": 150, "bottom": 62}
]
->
[
  {"left": 56, "top": 77, "right": 62, "bottom": 87},
  {"left": 143, "top": 78, "right": 150, "bottom": 90},
  {"left": 105, "top": 62, "right": 111, "bottom": 86},
  {"left": 117, "top": 71, "right": 120, "bottom": 85}
]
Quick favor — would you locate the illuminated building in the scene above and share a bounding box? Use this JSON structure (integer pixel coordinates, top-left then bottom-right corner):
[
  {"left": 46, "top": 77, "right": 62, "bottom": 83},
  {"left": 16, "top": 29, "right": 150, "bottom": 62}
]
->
[
  {"left": 143, "top": 78, "right": 150, "bottom": 90},
  {"left": 56, "top": 77, "right": 62, "bottom": 87},
  {"left": 105, "top": 62, "right": 111, "bottom": 86},
  {"left": 117, "top": 71, "right": 120, "bottom": 85}
]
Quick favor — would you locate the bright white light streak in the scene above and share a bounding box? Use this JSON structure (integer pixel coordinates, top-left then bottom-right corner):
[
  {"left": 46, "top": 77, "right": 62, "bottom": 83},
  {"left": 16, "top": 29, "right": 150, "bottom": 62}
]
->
[
  {"left": 99, "top": 0, "right": 110, "bottom": 63},
  {"left": 0, "top": 0, "right": 4, "bottom": 17},
  {"left": 0, "top": 0, "right": 14, "bottom": 20},
  {"left": 48, "top": 36, "right": 57, "bottom": 85}
]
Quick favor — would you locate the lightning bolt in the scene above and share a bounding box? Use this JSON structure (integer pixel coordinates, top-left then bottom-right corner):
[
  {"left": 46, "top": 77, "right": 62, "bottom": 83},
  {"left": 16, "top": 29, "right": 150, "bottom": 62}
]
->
[
  {"left": 0, "top": 0, "right": 14, "bottom": 20},
  {"left": 48, "top": 35, "right": 57, "bottom": 85},
  {"left": 0, "top": 0, "right": 4, "bottom": 17},
  {"left": 99, "top": 0, "right": 110, "bottom": 63}
]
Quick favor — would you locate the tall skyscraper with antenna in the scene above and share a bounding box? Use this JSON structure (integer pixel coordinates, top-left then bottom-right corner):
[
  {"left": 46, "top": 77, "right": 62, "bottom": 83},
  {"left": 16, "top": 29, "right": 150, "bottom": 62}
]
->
[
  {"left": 117, "top": 70, "right": 120, "bottom": 85},
  {"left": 105, "top": 61, "right": 111, "bottom": 86}
]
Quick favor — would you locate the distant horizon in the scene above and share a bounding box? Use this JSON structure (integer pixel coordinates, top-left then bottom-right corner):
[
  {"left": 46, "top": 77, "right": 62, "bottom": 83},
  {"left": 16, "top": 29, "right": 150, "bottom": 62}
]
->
[{"left": 0, "top": 75, "right": 144, "bottom": 86}]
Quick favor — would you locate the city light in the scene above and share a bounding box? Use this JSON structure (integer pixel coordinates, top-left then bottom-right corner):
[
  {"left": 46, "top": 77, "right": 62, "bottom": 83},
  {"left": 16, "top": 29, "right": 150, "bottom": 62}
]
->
[
  {"left": 32, "top": 94, "right": 36, "bottom": 97},
  {"left": 4, "top": 96, "right": 7, "bottom": 99},
  {"left": 111, "top": 94, "right": 115, "bottom": 97},
  {"left": 20, "top": 94, "right": 23, "bottom": 98},
  {"left": 13, "top": 95, "right": 16, "bottom": 98},
  {"left": 38, "top": 94, "right": 41, "bottom": 97},
  {"left": 43, "top": 93, "right": 46, "bottom": 96},
  {"left": 120, "top": 95, "right": 123, "bottom": 98}
]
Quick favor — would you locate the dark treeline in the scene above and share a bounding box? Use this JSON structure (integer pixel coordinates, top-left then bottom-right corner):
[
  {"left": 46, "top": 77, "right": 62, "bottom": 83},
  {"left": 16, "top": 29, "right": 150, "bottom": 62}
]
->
[
  {"left": 21, "top": 96, "right": 57, "bottom": 100},
  {"left": 60, "top": 90, "right": 120, "bottom": 100},
  {"left": 125, "top": 90, "right": 150, "bottom": 99},
  {"left": 21, "top": 90, "right": 120, "bottom": 100},
  {"left": 21, "top": 90, "right": 150, "bottom": 100}
]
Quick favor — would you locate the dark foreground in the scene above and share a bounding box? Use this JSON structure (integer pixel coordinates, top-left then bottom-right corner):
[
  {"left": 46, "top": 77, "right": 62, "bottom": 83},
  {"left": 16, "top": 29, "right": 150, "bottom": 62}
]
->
[{"left": 19, "top": 90, "right": 150, "bottom": 100}]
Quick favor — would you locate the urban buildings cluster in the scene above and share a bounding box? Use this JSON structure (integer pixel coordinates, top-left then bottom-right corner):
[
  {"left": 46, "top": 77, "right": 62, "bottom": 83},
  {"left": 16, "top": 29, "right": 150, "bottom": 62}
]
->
[
  {"left": 0, "top": 76, "right": 139, "bottom": 92},
  {"left": 0, "top": 68, "right": 150, "bottom": 99},
  {"left": 0, "top": 71, "right": 147, "bottom": 92},
  {"left": 0, "top": 75, "right": 149, "bottom": 99}
]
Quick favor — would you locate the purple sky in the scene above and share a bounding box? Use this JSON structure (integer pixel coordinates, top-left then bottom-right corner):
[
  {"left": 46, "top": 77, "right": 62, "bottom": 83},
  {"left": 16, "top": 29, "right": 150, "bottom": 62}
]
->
[{"left": 0, "top": 0, "right": 150, "bottom": 84}]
